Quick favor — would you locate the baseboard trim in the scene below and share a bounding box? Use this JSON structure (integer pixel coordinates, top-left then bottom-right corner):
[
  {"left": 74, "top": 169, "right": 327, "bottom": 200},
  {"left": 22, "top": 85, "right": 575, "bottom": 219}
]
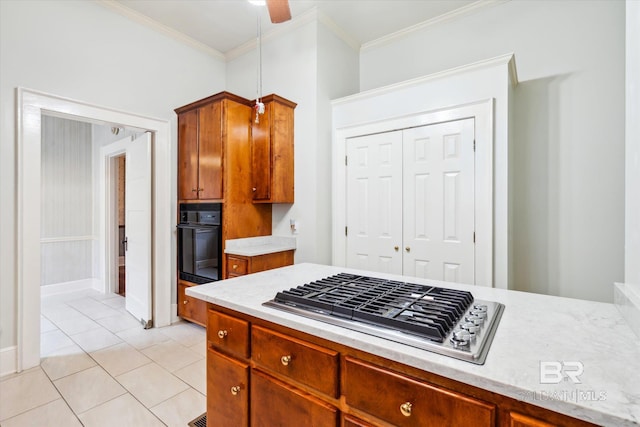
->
[
  {"left": 41, "top": 278, "right": 99, "bottom": 297},
  {"left": 0, "top": 346, "right": 17, "bottom": 377}
]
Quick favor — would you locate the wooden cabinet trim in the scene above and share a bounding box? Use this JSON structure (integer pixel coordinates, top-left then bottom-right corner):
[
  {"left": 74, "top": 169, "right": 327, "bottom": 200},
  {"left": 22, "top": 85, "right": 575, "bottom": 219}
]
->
[{"left": 175, "top": 91, "right": 252, "bottom": 114}]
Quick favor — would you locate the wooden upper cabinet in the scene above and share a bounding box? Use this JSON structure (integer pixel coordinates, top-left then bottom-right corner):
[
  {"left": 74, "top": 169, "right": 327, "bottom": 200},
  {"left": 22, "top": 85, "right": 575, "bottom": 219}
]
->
[
  {"left": 251, "top": 94, "right": 296, "bottom": 204},
  {"left": 176, "top": 92, "right": 249, "bottom": 201},
  {"left": 198, "top": 101, "right": 223, "bottom": 200},
  {"left": 177, "top": 109, "right": 199, "bottom": 200}
]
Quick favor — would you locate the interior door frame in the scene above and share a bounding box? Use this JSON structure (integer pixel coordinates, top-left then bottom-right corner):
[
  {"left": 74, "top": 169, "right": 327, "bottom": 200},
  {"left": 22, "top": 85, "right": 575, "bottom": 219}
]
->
[
  {"left": 16, "top": 87, "right": 173, "bottom": 371},
  {"left": 100, "top": 137, "right": 131, "bottom": 297},
  {"left": 333, "top": 99, "right": 494, "bottom": 287}
]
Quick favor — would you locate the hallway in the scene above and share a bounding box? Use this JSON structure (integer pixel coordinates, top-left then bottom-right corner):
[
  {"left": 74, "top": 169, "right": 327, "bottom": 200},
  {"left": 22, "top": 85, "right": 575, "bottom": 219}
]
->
[{"left": 0, "top": 289, "right": 206, "bottom": 426}]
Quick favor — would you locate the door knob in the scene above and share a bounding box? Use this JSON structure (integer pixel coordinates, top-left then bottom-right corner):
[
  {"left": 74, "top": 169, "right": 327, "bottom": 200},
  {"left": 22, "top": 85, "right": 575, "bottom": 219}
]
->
[{"left": 405, "top": 246, "right": 411, "bottom": 253}]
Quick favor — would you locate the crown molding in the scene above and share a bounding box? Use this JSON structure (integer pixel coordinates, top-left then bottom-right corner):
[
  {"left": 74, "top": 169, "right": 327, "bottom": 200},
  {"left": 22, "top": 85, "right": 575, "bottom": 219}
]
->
[
  {"left": 361, "top": 0, "right": 511, "bottom": 53},
  {"left": 96, "top": 0, "right": 226, "bottom": 60},
  {"left": 317, "top": 10, "right": 361, "bottom": 52},
  {"left": 331, "top": 53, "right": 517, "bottom": 106}
]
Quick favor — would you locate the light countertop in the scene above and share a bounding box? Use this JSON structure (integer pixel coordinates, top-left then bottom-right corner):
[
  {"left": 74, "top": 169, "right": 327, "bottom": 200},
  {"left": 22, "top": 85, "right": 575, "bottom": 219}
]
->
[
  {"left": 224, "top": 235, "right": 296, "bottom": 257},
  {"left": 187, "top": 263, "right": 640, "bottom": 426}
]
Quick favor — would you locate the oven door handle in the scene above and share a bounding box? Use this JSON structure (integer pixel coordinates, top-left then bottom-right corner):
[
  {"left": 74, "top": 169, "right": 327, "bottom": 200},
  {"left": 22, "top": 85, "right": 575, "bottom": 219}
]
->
[{"left": 176, "top": 224, "right": 217, "bottom": 230}]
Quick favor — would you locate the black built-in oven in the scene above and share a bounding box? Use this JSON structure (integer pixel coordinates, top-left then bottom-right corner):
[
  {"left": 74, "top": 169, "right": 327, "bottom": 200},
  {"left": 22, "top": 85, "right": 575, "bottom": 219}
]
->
[{"left": 177, "top": 203, "right": 222, "bottom": 284}]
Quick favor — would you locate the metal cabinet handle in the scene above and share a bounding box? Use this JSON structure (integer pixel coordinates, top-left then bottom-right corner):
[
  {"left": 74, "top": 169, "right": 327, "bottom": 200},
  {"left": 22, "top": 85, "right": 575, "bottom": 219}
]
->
[
  {"left": 217, "top": 330, "right": 228, "bottom": 339},
  {"left": 394, "top": 246, "right": 399, "bottom": 251},
  {"left": 198, "top": 188, "right": 204, "bottom": 192},
  {"left": 400, "top": 402, "right": 412, "bottom": 417},
  {"left": 183, "top": 300, "right": 188, "bottom": 305},
  {"left": 191, "top": 188, "right": 197, "bottom": 193},
  {"left": 232, "top": 264, "right": 238, "bottom": 270},
  {"left": 231, "top": 385, "right": 241, "bottom": 396},
  {"left": 405, "top": 246, "right": 411, "bottom": 253},
  {"left": 252, "top": 187, "right": 257, "bottom": 192},
  {"left": 281, "top": 355, "right": 292, "bottom": 366}
]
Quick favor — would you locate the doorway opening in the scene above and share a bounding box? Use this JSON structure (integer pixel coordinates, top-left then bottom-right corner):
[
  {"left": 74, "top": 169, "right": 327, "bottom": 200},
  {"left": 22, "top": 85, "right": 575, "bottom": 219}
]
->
[
  {"left": 116, "top": 154, "right": 126, "bottom": 296},
  {"left": 16, "top": 88, "right": 173, "bottom": 373}
]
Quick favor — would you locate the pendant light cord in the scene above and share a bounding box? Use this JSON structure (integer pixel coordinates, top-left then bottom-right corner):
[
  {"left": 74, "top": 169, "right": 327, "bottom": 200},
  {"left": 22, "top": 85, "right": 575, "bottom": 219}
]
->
[{"left": 256, "top": 13, "right": 262, "bottom": 104}]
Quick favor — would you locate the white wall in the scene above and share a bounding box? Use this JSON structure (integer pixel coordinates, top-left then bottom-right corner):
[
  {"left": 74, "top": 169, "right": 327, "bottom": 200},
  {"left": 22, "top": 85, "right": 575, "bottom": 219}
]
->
[
  {"left": 41, "top": 116, "right": 93, "bottom": 286},
  {"left": 0, "top": 0, "right": 225, "bottom": 351},
  {"left": 360, "top": 0, "right": 625, "bottom": 302},
  {"left": 627, "top": 0, "right": 640, "bottom": 286},
  {"left": 226, "top": 12, "right": 359, "bottom": 265}
]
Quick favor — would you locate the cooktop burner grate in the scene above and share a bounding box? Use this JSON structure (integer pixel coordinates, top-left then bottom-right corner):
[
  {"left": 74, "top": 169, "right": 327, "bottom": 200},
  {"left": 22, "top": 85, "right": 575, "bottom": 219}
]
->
[
  {"left": 265, "top": 273, "right": 505, "bottom": 364},
  {"left": 273, "top": 273, "right": 474, "bottom": 343}
]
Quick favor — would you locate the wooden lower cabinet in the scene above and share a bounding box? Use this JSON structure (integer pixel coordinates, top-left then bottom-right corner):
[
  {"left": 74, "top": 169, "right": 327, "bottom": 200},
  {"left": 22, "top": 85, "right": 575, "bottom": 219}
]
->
[
  {"left": 250, "top": 369, "right": 338, "bottom": 427},
  {"left": 226, "top": 250, "right": 294, "bottom": 278},
  {"left": 205, "top": 307, "right": 597, "bottom": 427},
  {"left": 207, "top": 349, "right": 249, "bottom": 427},
  {"left": 178, "top": 281, "right": 207, "bottom": 326}
]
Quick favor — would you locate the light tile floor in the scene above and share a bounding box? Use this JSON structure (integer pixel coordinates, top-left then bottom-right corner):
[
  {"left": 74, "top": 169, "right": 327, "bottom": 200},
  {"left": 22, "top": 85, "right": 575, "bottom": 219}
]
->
[{"left": 0, "top": 289, "right": 206, "bottom": 427}]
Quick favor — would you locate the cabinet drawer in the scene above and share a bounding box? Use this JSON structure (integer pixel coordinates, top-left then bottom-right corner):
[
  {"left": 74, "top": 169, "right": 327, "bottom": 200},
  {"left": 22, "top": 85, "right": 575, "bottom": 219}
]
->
[
  {"left": 177, "top": 282, "right": 207, "bottom": 326},
  {"left": 207, "top": 310, "right": 250, "bottom": 358},
  {"left": 250, "top": 369, "right": 337, "bottom": 427},
  {"left": 227, "top": 256, "right": 248, "bottom": 276},
  {"left": 344, "top": 357, "right": 496, "bottom": 427},
  {"left": 251, "top": 325, "right": 339, "bottom": 397},
  {"left": 207, "top": 349, "right": 249, "bottom": 427}
]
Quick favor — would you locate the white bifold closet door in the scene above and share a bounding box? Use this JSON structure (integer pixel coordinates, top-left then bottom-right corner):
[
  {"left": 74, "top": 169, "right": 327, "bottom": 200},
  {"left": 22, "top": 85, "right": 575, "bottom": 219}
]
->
[{"left": 346, "top": 118, "right": 476, "bottom": 284}]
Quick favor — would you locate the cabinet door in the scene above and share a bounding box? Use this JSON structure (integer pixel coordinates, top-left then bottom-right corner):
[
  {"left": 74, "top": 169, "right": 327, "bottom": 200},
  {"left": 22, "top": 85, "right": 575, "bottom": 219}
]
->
[
  {"left": 251, "top": 101, "right": 271, "bottom": 201},
  {"left": 177, "top": 282, "right": 207, "bottom": 326},
  {"left": 177, "top": 109, "right": 199, "bottom": 200},
  {"left": 208, "top": 349, "right": 249, "bottom": 427},
  {"left": 250, "top": 369, "right": 338, "bottom": 427},
  {"left": 198, "top": 101, "right": 223, "bottom": 200}
]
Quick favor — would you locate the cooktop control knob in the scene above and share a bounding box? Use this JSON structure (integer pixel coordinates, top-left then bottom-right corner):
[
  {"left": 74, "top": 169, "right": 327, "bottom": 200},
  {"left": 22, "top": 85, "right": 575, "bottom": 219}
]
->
[
  {"left": 473, "top": 304, "right": 488, "bottom": 312},
  {"left": 470, "top": 309, "right": 487, "bottom": 319},
  {"left": 465, "top": 314, "right": 485, "bottom": 325},
  {"left": 451, "top": 329, "right": 471, "bottom": 347},
  {"left": 461, "top": 322, "right": 480, "bottom": 334}
]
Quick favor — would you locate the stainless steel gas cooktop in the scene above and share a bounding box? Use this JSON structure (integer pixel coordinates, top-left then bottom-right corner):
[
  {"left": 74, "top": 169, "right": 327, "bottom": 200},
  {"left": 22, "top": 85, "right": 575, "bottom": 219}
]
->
[{"left": 263, "top": 273, "right": 504, "bottom": 364}]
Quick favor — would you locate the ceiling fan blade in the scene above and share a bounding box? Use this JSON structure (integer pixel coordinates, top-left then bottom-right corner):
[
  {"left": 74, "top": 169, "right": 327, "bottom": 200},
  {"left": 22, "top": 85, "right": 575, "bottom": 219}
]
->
[{"left": 266, "top": 0, "right": 291, "bottom": 23}]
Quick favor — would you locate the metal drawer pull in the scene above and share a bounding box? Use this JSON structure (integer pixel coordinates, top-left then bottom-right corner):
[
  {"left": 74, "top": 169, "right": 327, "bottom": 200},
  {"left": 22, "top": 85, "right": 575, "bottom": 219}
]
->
[
  {"left": 183, "top": 300, "right": 188, "bottom": 305},
  {"left": 231, "top": 385, "right": 241, "bottom": 396},
  {"left": 394, "top": 246, "right": 399, "bottom": 251},
  {"left": 233, "top": 264, "right": 238, "bottom": 270},
  {"left": 280, "top": 355, "right": 292, "bottom": 366},
  {"left": 400, "top": 402, "right": 412, "bottom": 417},
  {"left": 217, "top": 330, "right": 228, "bottom": 339},
  {"left": 405, "top": 246, "right": 411, "bottom": 253}
]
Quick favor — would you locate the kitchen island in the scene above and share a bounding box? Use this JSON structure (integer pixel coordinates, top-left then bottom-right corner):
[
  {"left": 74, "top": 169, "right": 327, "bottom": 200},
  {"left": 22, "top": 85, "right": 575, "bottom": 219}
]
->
[{"left": 187, "top": 263, "right": 640, "bottom": 426}]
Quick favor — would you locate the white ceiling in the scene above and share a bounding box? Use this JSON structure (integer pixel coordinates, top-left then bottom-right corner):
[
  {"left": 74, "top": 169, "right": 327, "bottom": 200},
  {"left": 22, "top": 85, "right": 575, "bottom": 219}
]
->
[{"left": 110, "top": 0, "right": 476, "bottom": 56}]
